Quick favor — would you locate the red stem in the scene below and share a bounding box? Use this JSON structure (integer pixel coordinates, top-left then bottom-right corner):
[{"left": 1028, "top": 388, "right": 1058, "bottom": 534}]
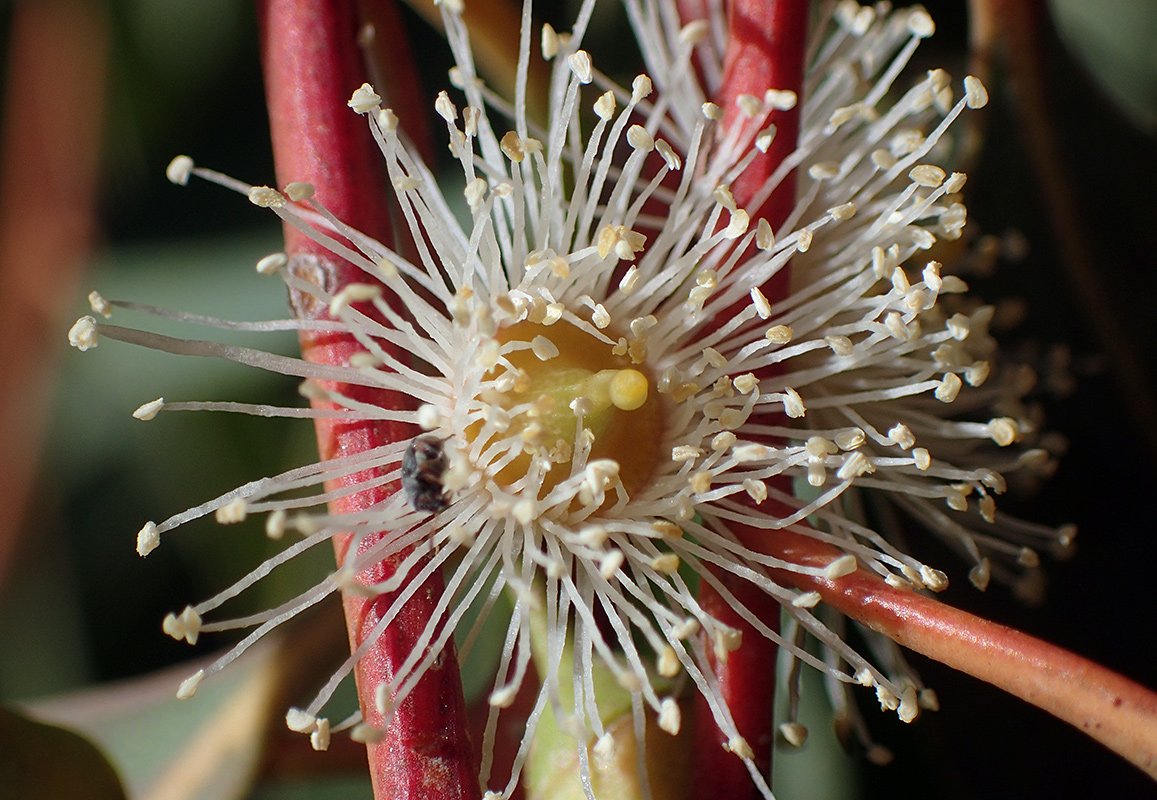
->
[
  {"left": 691, "top": 3, "right": 808, "bottom": 798},
  {"left": 258, "top": 1, "right": 478, "bottom": 798},
  {"left": 760, "top": 527, "right": 1157, "bottom": 780}
]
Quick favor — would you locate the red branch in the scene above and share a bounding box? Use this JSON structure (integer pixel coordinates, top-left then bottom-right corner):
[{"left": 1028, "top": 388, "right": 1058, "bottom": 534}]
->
[
  {"left": 258, "top": 1, "right": 478, "bottom": 798},
  {"left": 758, "top": 527, "right": 1157, "bottom": 779},
  {"left": 691, "top": 3, "right": 808, "bottom": 798}
]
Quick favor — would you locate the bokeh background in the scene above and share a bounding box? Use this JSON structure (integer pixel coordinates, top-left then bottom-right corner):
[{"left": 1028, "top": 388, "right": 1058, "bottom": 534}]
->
[{"left": 1, "top": 0, "right": 1156, "bottom": 798}]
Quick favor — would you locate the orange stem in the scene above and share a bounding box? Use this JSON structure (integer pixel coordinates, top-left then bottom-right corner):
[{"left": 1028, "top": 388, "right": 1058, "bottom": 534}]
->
[{"left": 760, "top": 527, "right": 1157, "bottom": 780}]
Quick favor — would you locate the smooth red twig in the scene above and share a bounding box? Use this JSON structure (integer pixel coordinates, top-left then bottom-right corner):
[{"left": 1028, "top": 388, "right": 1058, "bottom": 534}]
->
[
  {"left": 690, "top": 3, "right": 808, "bottom": 798},
  {"left": 757, "top": 526, "right": 1157, "bottom": 780},
  {"left": 258, "top": 1, "right": 478, "bottom": 797}
]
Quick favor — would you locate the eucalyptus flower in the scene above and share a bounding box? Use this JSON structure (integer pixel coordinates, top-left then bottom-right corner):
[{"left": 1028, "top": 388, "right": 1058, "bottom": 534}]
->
[{"left": 69, "top": 1, "right": 1075, "bottom": 797}]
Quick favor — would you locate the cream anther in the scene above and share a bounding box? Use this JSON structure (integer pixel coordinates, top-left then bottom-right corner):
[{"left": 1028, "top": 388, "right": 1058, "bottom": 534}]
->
[
  {"left": 711, "top": 432, "right": 737, "bottom": 451},
  {"left": 593, "top": 733, "right": 616, "bottom": 767},
  {"left": 86, "top": 290, "right": 112, "bottom": 318},
  {"left": 487, "top": 685, "right": 521, "bottom": 714},
  {"left": 286, "top": 708, "right": 318, "bottom": 733},
  {"left": 780, "top": 722, "right": 808, "bottom": 747},
  {"left": 307, "top": 720, "right": 332, "bottom": 752},
  {"left": 964, "top": 76, "right": 989, "bottom": 108},
  {"left": 908, "top": 9, "right": 935, "bottom": 37},
  {"left": 935, "top": 373, "right": 962, "bottom": 402},
  {"left": 461, "top": 106, "right": 481, "bottom": 137},
  {"left": 733, "top": 374, "right": 759, "bottom": 395},
  {"left": 828, "top": 104, "right": 860, "bottom": 129},
  {"left": 824, "top": 555, "right": 858, "bottom": 579},
  {"left": 672, "top": 618, "right": 700, "bottom": 640},
  {"left": 349, "top": 351, "right": 381, "bottom": 370},
  {"left": 530, "top": 335, "right": 559, "bottom": 361},
  {"left": 215, "top": 498, "right": 248, "bottom": 524},
  {"left": 69, "top": 316, "right": 99, "bottom": 351},
  {"left": 329, "top": 283, "right": 382, "bottom": 316},
  {"left": 765, "top": 325, "right": 793, "bottom": 343},
  {"left": 377, "top": 108, "right": 398, "bottom": 132},
  {"left": 351, "top": 724, "right": 383, "bottom": 744},
  {"left": 828, "top": 202, "right": 856, "bottom": 221},
  {"left": 651, "top": 521, "right": 683, "bottom": 540},
  {"left": 689, "top": 471, "right": 712, "bottom": 493},
  {"left": 596, "top": 224, "right": 646, "bottom": 261},
  {"left": 166, "top": 155, "right": 195, "bottom": 185},
  {"left": 248, "top": 186, "right": 286, "bottom": 208},
  {"left": 435, "top": 91, "right": 457, "bottom": 122},
  {"left": 137, "top": 522, "right": 159, "bottom": 557},
  {"left": 501, "top": 132, "right": 529, "bottom": 162},
  {"left": 651, "top": 554, "right": 680, "bottom": 575},
  {"left": 909, "top": 164, "right": 946, "bottom": 188},
  {"left": 347, "top": 83, "right": 381, "bottom": 113},
  {"left": 888, "top": 424, "right": 916, "bottom": 450},
  {"left": 764, "top": 89, "right": 797, "bottom": 110},
  {"left": 826, "top": 335, "right": 853, "bottom": 356},
  {"left": 943, "top": 172, "right": 967, "bottom": 194},
  {"left": 792, "top": 591, "right": 821, "bottom": 608},
  {"left": 837, "top": 451, "right": 874, "bottom": 480},
  {"left": 632, "top": 74, "right": 653, "bottom": 102},
  {"left": 884, "top": 312, "right": 911, "bottom": 341},
  {"left": 808, "top": 161, "right": 839, "bottom": 181},
  {"left": 568, "top": 50, "right": 593, "bottom": 84},
  {"left": 176, "top": 670, "right": 205, "bottom": 700},
  {"left": 655, "top": 139, "right": 681, "bottom": 169},
  {"left": 627, "top": 125, "right": 655, "bottom": 152},
  {"left": 782, "top": 388, "right": 806, "bottom": 418},
  {"left": 897, "top": 687, "right": 919, "bottom": 723},
  {"left": 920, "top": 565, "right": 949, "bottom": 591},
  {"left": 266, "top": 509, "right": 287, "bottom": 540},
  {"left": 616, "top": 671, "right": 642, "bottom": 692},
  {"left": 725, "top": 209, "right": 750, "bottom": 238},
  {"left": 163, "top": 605, "right": 202, "bottom": 645},
  {"left": 872, "top": 148, "right": 898, "bottom": 169},
  {"left": 133, "top": 398, "right": 164, "bottom": 421},
  {"left": 724, "top": 736, "right": 754, "bottom": 760},
  {"left": 987, "top": 417, "right": 1020, "bottom": 446},
  {"left": 754, "top": 220, "right": 775, "bottom": 253},
  {"left": 659, "top": 698, "right": 681, "bottom": 735},
  {"left": 256, "top": 253, "right": 288, "bottom": 275},
  {"left": 876, "top": 684, "right": 899, "bottom": 712},
  {"left": 539, "top": 22, "right": 560, "bottom": 59},
  {"left": 284, "top": 182, "right": 314, "bottom": 202},
  {"left": 979, "top": 495, "right": 996, "bottom": 523},
  {"left": 834, "top": 428, "right": 865, "bottom": 450}
]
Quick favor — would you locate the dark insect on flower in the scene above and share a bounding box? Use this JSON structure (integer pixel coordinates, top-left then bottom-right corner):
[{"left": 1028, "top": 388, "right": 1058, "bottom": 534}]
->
[{"left": 401, "top": 435, "right": 449, "bottom": 512}]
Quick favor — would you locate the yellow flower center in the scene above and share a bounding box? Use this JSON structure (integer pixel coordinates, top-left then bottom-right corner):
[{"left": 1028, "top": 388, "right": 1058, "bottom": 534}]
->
[{"left": 478, "top": 320, "right": 664, "bottom": 501}]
